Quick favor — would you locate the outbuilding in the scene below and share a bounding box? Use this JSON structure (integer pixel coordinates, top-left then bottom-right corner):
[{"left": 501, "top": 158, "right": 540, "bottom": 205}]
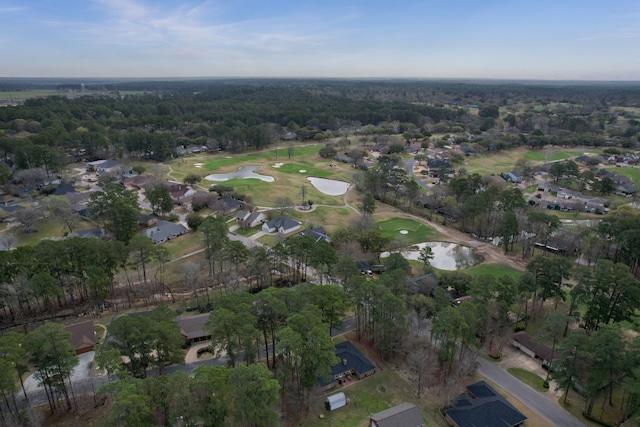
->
[{"left": 325, "top": 392, "right": 347, "bottom": 411}]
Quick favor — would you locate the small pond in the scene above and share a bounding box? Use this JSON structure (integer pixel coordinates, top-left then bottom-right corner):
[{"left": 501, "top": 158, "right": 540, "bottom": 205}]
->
[
  {"left": 381, "top": 241, "right": 483, "bottom": 271},
  {"left": 204, "top": 166, "right": 274, "bottom": 182},
  {"left": 307, "top": 177, "right": 350, "bottom": 196}
]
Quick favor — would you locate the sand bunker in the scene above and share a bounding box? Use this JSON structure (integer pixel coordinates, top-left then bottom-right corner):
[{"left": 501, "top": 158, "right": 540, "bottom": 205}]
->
[
  {"left": 399, "top": 230, "right": 409, "bottom": 234},
  {"left": 194, "top": 163, "right": 204, "bottom": 168},
  {"left": 299, "top": 169, "right": 307, "bottom": 173},
  {"left": 205, "top": 166, "right": 275, "bottom": 182},
  {"left": 273, "top": 163, "right": 284, "bottom": 168},
  {"left": 307, "top": 177, "right": 350, "bottom": 196}
]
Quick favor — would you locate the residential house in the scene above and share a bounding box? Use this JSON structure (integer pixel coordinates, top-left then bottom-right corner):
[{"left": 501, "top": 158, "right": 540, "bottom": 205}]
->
[
  {"left": 612, "top": 174, "right": 632, "bottom": 185},
  {"left": 335, "top": 154, "right": 354, "bottom": 164},
  {"left": 445, "top": 381, "right": 527, "bottom": 427},
  {"left": 300, "top": 226, "right": 332, "bottom": 243},
  {"left": 483, "top": 174, "right": 507, "bottom": 189},
  {"left": 262, "top": 216, "right": 301, "bottom": 234},
  {"left": 64, "top": 320, "right": 96, "bottom": 355},
  {"left": 87, "top": 159, "right": 132, "bottom": 179},
  {"left": 511, "top": 331, "right": 558, "bottom": 369},
  {"left": 122, "top": 174, "right": 157, "bottom": 189},
  {"left": 502, "top": 171, "right": 523, "bottom": 183},
  {"left": 165, "top": 182, "right": 197, "bottom": 205},
  {"left": 319, "top": 341, "right": 376, "bottom": 390},
  {"left": 370, "top": 143, "right": 390, "bottom": 154},
  {"left": 212, "top": 197, "right": 244, "bottom": 215},
  {"left": 616, "top": 183, "right": 637, "bottom": 197},
  {"left": 406, "top": 273, "right": 439, "bottom": 296},
  {"left": 143, "top": 220, "right": 187, "bottom": 244},
  {"left": 52, "top": 182, "right": 76, "bottom": 196},
  {"left": 76, "top": 228, "right": 103, "bottom": 239},
  {"left": 237, "top": 211, "right": 268, "bottom": 228},
  {"left": 139, "top": 212, "right": 159, "bottom": 227},
  {"left": 370, "top": 402, "right": 425, "bottom": 427},
  {"left": 176, "top": 313, "right": 211, "bottom": 344},
  {"left": 426, "top": 158, "right": 454, "bottom": 178}
]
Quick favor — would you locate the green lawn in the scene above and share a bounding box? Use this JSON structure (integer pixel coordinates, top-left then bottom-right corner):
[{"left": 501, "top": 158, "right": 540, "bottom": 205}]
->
[
  {"left": 523, "top": 150, "right": 583, "bottom": 162},
  {"left": 161, "top": 232, "right": 203, "bottom": 259},
  {"left": 204, "top": 145, "right": 321, "bottom": 171},
  {"left": 233, "top": 226, "right": 260, "bottom": 237},
  {"left": 507, "top": 368, "right": 547, "bottom": 393},
  {"left": 302, "top": 369, "right": 438, "bottom": 427},
  {"left": 276, "top": 163, "right": 332, "bottom": 178},
  {"left": 605, "top": 166, "right": 640, "bottom": 183},
  {"left": 377, "top": 218, "right": 438, "bottom": 245},
  {"left": 465, "top": 263, "right": 523, "bottom": 280}
]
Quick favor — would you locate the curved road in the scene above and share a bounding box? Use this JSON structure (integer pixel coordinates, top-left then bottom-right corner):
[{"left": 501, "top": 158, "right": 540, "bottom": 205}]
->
[{"left": 478, "top": 358, "right": 585, "bottom": 427}]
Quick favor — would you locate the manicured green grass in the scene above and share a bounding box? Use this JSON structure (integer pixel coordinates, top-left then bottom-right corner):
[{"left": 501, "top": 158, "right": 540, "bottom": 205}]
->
[
  {"left": 277, "top": 163, "right": 332, "bottom": 178},
  {"left": 466, "top": 263, "right": 523, "bottom": 280},
  {"left": 377, "top": 218, "right": 438, "bottom": 245},
  {"left": 523, "top": 150, "right": 582, "bottom": 162},
  {"left": 204, "top": 145, "right": 321, "bottom": 170},
  {"left": 507, "top": 368, "right": 547, "bottom": 393},
  {"left": 605, "top": 166, "right": 640, "bottom": 183}
]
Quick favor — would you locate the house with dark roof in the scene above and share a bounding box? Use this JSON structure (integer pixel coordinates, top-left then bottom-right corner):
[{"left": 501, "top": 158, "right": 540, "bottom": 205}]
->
[
  {"left": 176, "top": 313, "right": 211, "bottom": 344},
  {"left": 370, "top": 402, "right": 425, "bottom": 427},
  {"left": 511, "top": 331, "right": 558, "bottom": 368},
  {"left": 262, "top": 216, "right": 301, "bottom": 234},
  {"left": 139, "top": 212, "right": 159, "bottom": 227},
  {"left": 427, "top": 158, "right": 454, "bottom": 177},
  {"left": 64, "top": 320, "right": 96, "bottom": 355},
  {"left": 616, "top": 183, "right": 637, "bottom": 197},
  {"left": 76, "top": 228, "right": 103, "bottom": 239},
  {"left": 319, "top": 340, "right": 376, "bottom": 390},
  {"left": 52, "top": 182, "right": 76, "bottom": 196},
  {"left": 212, "top": 197, "right": 244, "bottom": 215},
  {"left": 406, "top": 273, "right": 439, "bottom": 295},
  {"left": 87, "top": 159, "right": 132, "bottom": 179},
  {"left": 143, "top": 220, "right": 187, "bottom": 244},
  {"left": 300, "top": 226, "right": 331, "bottom": 243},
  {"left": 445, "top": 381, "right": 527, "bottom": 427}
]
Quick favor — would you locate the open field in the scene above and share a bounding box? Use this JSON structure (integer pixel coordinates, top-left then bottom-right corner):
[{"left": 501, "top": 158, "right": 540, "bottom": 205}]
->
[
  {"left": 463, "top": 148, "right": 533, "bottom": 175},
  {"left": 507, "top": 368, "right": 547, "bottom": 393},
  {"left": 524, "top": 149, "right": 584, "bottom": 162},
  {"left": 288, "top": 206, "right": 359, "bottom": 233},
  {"left": 167, "top": 146, "right": 354, "bottom": 208},
  {"left": 605, "top": 165, "right": 640, "bottom": 183},
  {"left": 465, "top": 263, "right": 523, "bottom": 280},
  {"left": 376, "top": 218, "right": 439, "bottom": 245}
]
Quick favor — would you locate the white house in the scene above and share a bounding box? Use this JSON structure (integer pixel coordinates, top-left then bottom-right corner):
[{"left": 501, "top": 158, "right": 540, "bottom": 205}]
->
[
  {"left": 325, "top": 392, "right": 346, "bottom": 411},
  {"left": 262, "top": 216, "right": 301, "bottom": 234}
]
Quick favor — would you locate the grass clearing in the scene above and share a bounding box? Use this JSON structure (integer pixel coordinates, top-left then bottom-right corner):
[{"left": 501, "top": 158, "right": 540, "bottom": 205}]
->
[
  {"left": 161, "top": 232, "right": 203, "bottom": 259},
  {"left": 507, "top": 368, "right": 547, "bottom": 393},
  {"left": 287, "top": 206, "right": 359, "bottom": 233},
  {"left": 524, "top": 150, "right": 583, "bottom": 162},
  {"left": 377, "top": 218, "right": 438, "bottom": 245},
  {"left": 277, "top": 163, "right": 332, "bottom": 178},
  {"left": 605, "top": 166, "right": 640, "bottom": 183}
]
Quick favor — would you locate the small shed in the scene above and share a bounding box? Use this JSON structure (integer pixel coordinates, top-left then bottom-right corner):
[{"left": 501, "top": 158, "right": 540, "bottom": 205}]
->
[{"left": 325, "top": 392, "right": 346, "bottom": 411}]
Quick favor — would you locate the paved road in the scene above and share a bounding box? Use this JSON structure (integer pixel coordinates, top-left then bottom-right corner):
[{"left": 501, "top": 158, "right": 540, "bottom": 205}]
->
[
  {"left": 405, "top": 158, "right": 430, "bottom": 190},
  {"left": 477, "top": 358, "right": 585, "bottom": 427}
]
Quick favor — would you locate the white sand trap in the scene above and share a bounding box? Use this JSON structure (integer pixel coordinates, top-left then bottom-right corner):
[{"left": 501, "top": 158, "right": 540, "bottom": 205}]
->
[
  {"left": 273, "top": 162, "right": 284, "bottom": 168},
  {"left": 194, "top": 165, "right": 202, "bottom": 168},
  {"left": 299, "top": 169, "right": 307, "bottom": 173},
  {"left": 307, "top": 177, "right": 350, "bottom": 196},
  {"left": 400, "top": 230, "right": 409, "bottom": 234},
  {"left": 193, "top": 163, "right": 204, "bottom": 166}
]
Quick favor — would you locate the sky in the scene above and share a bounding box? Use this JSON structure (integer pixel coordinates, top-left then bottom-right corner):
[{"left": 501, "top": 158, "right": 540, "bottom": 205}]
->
[{"left": 1, "top": 0, "right": 639, "bottom": 80}]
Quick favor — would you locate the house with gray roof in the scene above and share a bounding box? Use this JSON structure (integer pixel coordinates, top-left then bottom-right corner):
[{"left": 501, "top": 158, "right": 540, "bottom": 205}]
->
[
  {"left": 143, "top": 220, "right": 187, "bottom": 244},
  {"left": 262, "top": 216, "right": 301, "bottom": 234},
  {"left": 370, "top": 402, "right": 425, "bottom": 427},
  {"left": 445, "top": 381, "right": 526, "bottom": 427},
  {"left": 176, "top": 313, "right": 211, "bottom": 344},
  {"left": 319, "top": 340, "right": 376, "bottom": 390},
  {"left": 300, "top": 226, "right": 331, "bottom": 243}
]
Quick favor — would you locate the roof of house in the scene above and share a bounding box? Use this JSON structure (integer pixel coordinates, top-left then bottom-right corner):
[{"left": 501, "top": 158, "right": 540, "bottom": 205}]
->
[
  {"left": 63, "top": 320, "right": 96, "bottom": 352},
  {"left": 217, "top": 197, "right": 243, "bottom": 212},
  {"left": 176, "top": 313, "right": 210, "bottom": 340},
  {"left": 143, "top": 220, "right": 187, "bottom": 243},
  {"left": 236, "top": 210, "right": 251, "bottom": 221},
  {"left": 321, "top": 341, "right": 375, "bottom": 385},
  {"left": 370, "top": 402, "right": 424, "bottom": 427},
  {"left": 427, "top": 158, "right": 453, "bottom": 170},
  {"left": 245, "top": 211, "right": 266, "bottom": 224},
  {"left": 76, "top": 228, "right": 102, "bottom": 239},
  {"left": 52, "top": 182, "right": 76, "bottom": 196},
  {"left": 265, "top": 216, "right": 300, "bottom": 232},
  {"left": 406, "top": 273, "right": 439, "bottom": 295},
  {"left": 300, "top": 226, "right": 331, "bottom": 243},
  {"left": 446, "top": 381, "right": 527, "bottom": 427},
  {"left": 355, "top": 260, "right": 371, "bottom": 270},
  {"left": 98, "top": 159, "right": 126, "bottom": 170},
  {"left": 512, "top": 331, "right": 558, "bottom": 362}
]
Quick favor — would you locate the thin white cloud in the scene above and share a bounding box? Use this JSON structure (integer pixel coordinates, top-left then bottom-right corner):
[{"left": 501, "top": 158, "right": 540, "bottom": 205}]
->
[
  {"left": 77, "top": 0, "right": 348, "bottom": 58},
  {"left": 0, "top": 5, "right": 25, "bottom": 13}
]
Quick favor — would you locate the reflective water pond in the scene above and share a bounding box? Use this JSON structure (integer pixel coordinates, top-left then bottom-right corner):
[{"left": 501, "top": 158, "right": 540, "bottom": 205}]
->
[
  {"left": 307, "top": 177, "right": 350, "bottom": 196},
  {"left": 204, "top": 166, "right": 275, "bottom": 182},
  {"left": 382, "top": 241, "right": 483, "bottom": 270}
]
